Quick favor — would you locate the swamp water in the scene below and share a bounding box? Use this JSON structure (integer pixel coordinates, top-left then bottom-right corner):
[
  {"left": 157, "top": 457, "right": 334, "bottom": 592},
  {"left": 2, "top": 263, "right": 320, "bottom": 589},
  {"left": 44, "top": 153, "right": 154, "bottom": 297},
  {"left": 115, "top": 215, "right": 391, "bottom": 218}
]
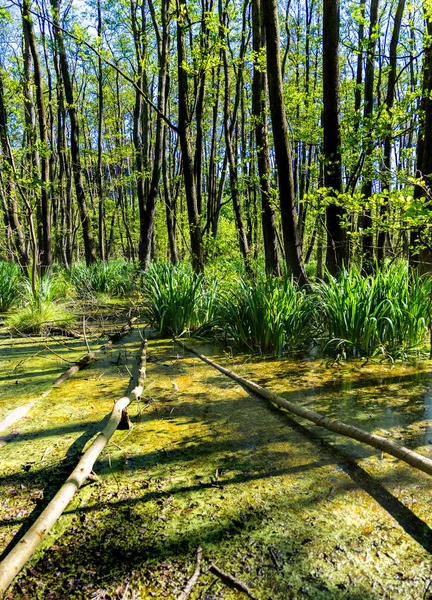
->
[{"left": 1, "top": 332, "right": 432, "bottom": 598}]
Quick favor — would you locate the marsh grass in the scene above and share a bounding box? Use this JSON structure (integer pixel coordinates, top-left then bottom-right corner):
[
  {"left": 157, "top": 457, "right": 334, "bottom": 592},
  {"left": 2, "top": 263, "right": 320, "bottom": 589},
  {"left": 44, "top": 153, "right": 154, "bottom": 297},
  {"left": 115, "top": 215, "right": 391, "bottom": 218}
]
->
[
  {"left": 220, "top": 276, "right": 316, "bottom": 355},
  {"left": 70, "top": 260, "right": 136, "bottom": 298},
  {"left": 141, "top": 262, "right": 219, "bottom": 336},
  {"left": 0, "top": 261, "right": 23, "bottom": 312},
  {"left": 316, "top": 264, "right": 430, "bottom": 358},
  {"left": 6, "top": 272, "right": 74, "bottom": 334}
]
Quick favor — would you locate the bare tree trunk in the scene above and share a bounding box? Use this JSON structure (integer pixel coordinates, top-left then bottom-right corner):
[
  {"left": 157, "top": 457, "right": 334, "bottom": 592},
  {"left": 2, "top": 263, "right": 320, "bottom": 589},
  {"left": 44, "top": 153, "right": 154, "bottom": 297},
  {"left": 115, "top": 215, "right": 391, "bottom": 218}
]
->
[
  {"left": 50, "top": 0, "right": 96, "bottom": 266},
  {"left": 23, "top": 0, "right": 52, "bottom": 274},
  {"left": 323, "top": 0, "right": 347, "bottom": 275},
  {"left": 176, "top": 0, "right": 204, "bottom": 273},
  {"left": 360, "top": 0, "right": 380, "bottom": 270},
  {"left": 262, "top": 0, "right": 306, "bottom": 283},
  {"left": 378, "top": 0, "right": 405, "bottom": 264},
  {"left": 252, "top": 0, "right": 280, "bottom": 275}
]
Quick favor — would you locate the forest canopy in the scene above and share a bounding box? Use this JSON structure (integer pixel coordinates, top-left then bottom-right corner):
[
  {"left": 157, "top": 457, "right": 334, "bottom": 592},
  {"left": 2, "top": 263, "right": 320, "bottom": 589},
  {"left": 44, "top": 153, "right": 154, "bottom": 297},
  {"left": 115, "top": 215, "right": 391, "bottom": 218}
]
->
[{"left": 0, "top": 0, "right": 431, "bottom": 277}]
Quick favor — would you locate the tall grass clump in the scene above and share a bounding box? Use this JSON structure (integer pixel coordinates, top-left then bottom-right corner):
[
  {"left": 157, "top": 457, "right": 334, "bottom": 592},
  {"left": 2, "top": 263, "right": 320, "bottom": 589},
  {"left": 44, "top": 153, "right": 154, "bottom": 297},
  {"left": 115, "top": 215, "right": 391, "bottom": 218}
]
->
[
  {"left": 6, "top": 272, "right": 74, "bottom": 334},
  {"left": 70, "top": 260, "right": 136, "bottom": 298},
  {"left": 0, "top": 261, "right": 23, "bottom": 312},
  {"left": 142, "top": 262, "right": 219, "bottom": 336},
  {"left": 316, "top": 263, "right": 430, "bottom": 357},
  {"left": 220, "top": 276, "right": 316, "bottom": 355}
]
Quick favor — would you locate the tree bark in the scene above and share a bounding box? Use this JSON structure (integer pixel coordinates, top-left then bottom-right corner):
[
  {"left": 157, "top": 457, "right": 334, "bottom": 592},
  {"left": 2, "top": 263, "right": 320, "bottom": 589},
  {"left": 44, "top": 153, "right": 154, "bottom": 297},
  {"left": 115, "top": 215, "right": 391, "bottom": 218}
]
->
[
  {"left": 176, "top": 0, "right": 204, "bottom": 273},
  {"left": 262, "top": 0, "right": 306, "bottom": 283},
  {"left": 360, "top": 0, "right": 380, "bottom": 269},
  {"left": 252, "top": 0, "right": 280, "bottom": 275},
  {"left": 23, "top": 0, "right": 52, "bottom": 274},
  {"left": 50, "top": 0, "right": 96, "bottom": 266},
  {"left": 323, "top": 0, "right": 347, "bottom": 275}
]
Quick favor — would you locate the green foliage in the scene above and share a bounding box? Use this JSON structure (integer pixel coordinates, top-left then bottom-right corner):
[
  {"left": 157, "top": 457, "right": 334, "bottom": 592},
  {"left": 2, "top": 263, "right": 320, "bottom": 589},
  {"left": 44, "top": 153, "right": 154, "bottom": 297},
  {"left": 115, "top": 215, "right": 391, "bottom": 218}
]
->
[
  {"left": 141, "top": 262, "right": 219, "bottom": 336},
  {"left": 6, "top": 272, "right": 74, "bottom": 334},
  {"left": 220, "top": 276, "right": 316, "bottom": 356},
  {"left": 70, "top": 260, "right": 136, "bottom": 298},
  {"left": 315, "top": 264, "right": 430, "bottom": 358},
  {"left": 0, "top": 261, "right": 23, "bottom": 312}
]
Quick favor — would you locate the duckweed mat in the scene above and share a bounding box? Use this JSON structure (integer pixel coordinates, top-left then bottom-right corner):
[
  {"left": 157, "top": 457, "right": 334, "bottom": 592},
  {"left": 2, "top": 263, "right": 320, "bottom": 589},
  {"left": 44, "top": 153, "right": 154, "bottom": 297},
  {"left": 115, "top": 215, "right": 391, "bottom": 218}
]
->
[{"left": 1, "top": 332, "right": 432, "bottom": 599}]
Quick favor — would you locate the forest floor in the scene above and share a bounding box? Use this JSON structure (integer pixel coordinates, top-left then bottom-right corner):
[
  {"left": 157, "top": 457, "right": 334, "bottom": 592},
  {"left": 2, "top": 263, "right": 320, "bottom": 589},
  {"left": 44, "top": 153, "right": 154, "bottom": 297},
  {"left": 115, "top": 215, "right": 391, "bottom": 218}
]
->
[{"left": 1, "top": 302, "right": 432, "bottom": 599}]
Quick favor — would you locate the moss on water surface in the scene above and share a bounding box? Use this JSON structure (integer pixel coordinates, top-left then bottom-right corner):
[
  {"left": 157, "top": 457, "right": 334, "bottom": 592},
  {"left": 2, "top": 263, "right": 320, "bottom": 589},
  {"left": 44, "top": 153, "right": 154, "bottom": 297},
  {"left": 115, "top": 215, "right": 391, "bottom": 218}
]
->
[{"left": 1, "top": 331, "right": 432, "bottom": 598}]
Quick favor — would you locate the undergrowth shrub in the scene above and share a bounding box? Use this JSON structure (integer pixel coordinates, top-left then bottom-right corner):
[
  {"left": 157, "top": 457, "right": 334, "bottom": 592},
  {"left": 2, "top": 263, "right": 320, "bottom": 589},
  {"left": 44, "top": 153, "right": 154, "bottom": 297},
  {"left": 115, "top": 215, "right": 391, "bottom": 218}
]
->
[
  {"left": 70, "top": 260, "right": 136, "bottom": 298},
  {"left": 142, "top": 262, "right": 219, "bottom": 336},
  {"left": 220, "top": 276, "right": 316, "bottom": 355},
  {"left": 0, "top": 261, "right": 23, "bottom": 312},
  {"left": 316, "top": 264, "right": 430, "bottom": 358}
]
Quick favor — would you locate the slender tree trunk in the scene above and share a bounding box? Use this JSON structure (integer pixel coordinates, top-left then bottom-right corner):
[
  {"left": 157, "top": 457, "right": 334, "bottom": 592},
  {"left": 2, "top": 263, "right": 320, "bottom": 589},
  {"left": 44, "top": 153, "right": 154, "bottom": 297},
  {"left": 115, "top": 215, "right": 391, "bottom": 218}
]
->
[
  {"left": 50, "top": 0, "right": 96, "bottom": 266},
  {"left": 176, "top": 0, "right": 204, "bottom": 273},
  {"left": 361, "top": 0, "right": 380, "bottom": 269},
  {"left": 0, "top": 68, "right": 29, "bottom": 267},
  {"left": 23, "top": 0, "right": 52, "bottom": 273},
  {"left": 139, "top": 0, "right": 169, "bottom": 268},
  {"left": 378, "top": 0, "right": 405, "bottom": 264},
  {"left": 323, "top": 0, "right": 347, "bottom": 275},
  {"left": 220, "top": 0, "right": 251, "bottom": 275},
  {"left": 97, "top": 0, "right": 106, "bottom": 261},
  {"left": 252, "top": 0, "right": 280, "bottom": 275},
  {"left": 262, "top": 0, "right": 306, "bottom": 283}
]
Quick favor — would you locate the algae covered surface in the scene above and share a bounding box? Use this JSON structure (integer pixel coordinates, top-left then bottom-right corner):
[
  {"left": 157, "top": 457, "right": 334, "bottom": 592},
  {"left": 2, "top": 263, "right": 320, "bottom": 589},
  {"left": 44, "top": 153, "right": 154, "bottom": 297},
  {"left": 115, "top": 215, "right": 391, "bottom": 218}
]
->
[{"left": 1, "top": 328, "right": 432, "bottom": 599}]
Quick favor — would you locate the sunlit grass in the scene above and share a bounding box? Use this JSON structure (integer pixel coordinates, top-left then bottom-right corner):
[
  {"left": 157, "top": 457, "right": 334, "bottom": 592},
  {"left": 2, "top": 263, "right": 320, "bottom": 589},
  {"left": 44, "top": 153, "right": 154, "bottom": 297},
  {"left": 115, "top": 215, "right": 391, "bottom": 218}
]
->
[
  {"left": 6, "top": 273, "right": 74, "bottom": 334},
  {"left": 315, "top": 263, "right": 430, "bottom": 358},
  {"left": 70, "top": 260, "right": 136, "bottom": 298},
  {"left": 0, "top": 261, "right": 23, "bottom": 312},
  {"left": 219, "top": 276, "right": 316, "bottom": 355},
  {"left": 141, "top": 262, "right": 219, "bottom": 336}
]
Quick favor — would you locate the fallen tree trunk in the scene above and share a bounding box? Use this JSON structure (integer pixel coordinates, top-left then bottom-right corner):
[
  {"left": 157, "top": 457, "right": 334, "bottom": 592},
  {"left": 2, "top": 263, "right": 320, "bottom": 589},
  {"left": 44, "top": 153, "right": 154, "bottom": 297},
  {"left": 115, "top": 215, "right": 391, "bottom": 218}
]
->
[
  {"left": 174, "top": 338, "right": 432, "bottom": 478},
  {"left": 0, "top": 338, "right": 147, "bottom": 597},
  {"left": 52, "top": 352, "right": 95, "bottom": 386},
  {"left": 52, "top": 317, "right": 138, "bottom": 387}
]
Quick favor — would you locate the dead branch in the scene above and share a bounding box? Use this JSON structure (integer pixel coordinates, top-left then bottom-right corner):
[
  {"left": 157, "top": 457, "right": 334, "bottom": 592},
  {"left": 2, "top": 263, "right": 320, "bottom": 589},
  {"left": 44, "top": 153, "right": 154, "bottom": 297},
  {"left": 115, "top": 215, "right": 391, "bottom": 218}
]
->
[
  {"left": 174, "top": 339, "right": 432, "bottom": 478},
  {"left": 101, "top": 317, "right": 137, "bottom": 350},
  {"left": 0, "top": 336, "right": 148, "bottom": 596},
  {"left": 208, "top": 563, "right": 258, "bottom": 599},
  {"left": 52, "top": 352, "right": 95, "bottom": 386},
  {"left": 177, "top": 546, "right": 203, "bottom": 600}
]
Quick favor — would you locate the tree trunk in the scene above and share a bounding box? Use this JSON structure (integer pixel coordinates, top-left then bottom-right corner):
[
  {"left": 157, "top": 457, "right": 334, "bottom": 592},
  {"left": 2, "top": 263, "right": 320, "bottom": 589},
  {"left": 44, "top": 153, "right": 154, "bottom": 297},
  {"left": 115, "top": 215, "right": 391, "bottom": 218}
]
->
[
  {"left": 378, "top": 0, "right": 405, "bottom": 264},
  {"left": 323, "top": 0, "right": 347, "bottom": 275},
  {"left": 360, "top": 0, "right": 380, "bottom": 269},
  {"left": 262, "top": 0, "right": 306, "bottom": 283},
  {"left": 176, "top": 0, "right": 204, "bottom": 273},
  {"left": 252, "top": 0, "right": 280, "bottom": 276},
  {"left": 50, "top": 0, "right": 96, "bottom": 266},
  {"left": 23, "top": 0, "right": 52, "bottom": 274}
]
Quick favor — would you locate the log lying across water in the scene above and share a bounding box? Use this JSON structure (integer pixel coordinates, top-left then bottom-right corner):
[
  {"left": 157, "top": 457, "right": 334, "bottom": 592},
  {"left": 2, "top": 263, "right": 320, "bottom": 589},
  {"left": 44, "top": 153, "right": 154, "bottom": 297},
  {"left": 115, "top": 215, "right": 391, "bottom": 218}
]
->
[
  {"left": 174, "top": 338, "right": 432, "bottom": 478},
  {"left": 0, "top": 339, "right": 147, "bottom": 597},
  {"left": 52, "top": 317, "right": 138, "bottom": 387}
]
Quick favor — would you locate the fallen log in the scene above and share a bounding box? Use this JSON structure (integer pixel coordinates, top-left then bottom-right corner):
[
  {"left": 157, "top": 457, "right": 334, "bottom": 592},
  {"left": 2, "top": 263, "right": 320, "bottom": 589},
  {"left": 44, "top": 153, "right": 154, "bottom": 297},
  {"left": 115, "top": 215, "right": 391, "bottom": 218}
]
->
[
  {"left": 52, "top": 352, "right": 95, "bottom": 386},
  {"left": 0, "top": 338, "right": 147, "bottom": 597},
  {"left": 52, "top": 317, "right": 138, "bottom": 387},
  {"left": 174, "top": 339, "right": 432, "bottom": 478},
  {"left": 0, "top": 402, "right": 35, "bottom": 434}
]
